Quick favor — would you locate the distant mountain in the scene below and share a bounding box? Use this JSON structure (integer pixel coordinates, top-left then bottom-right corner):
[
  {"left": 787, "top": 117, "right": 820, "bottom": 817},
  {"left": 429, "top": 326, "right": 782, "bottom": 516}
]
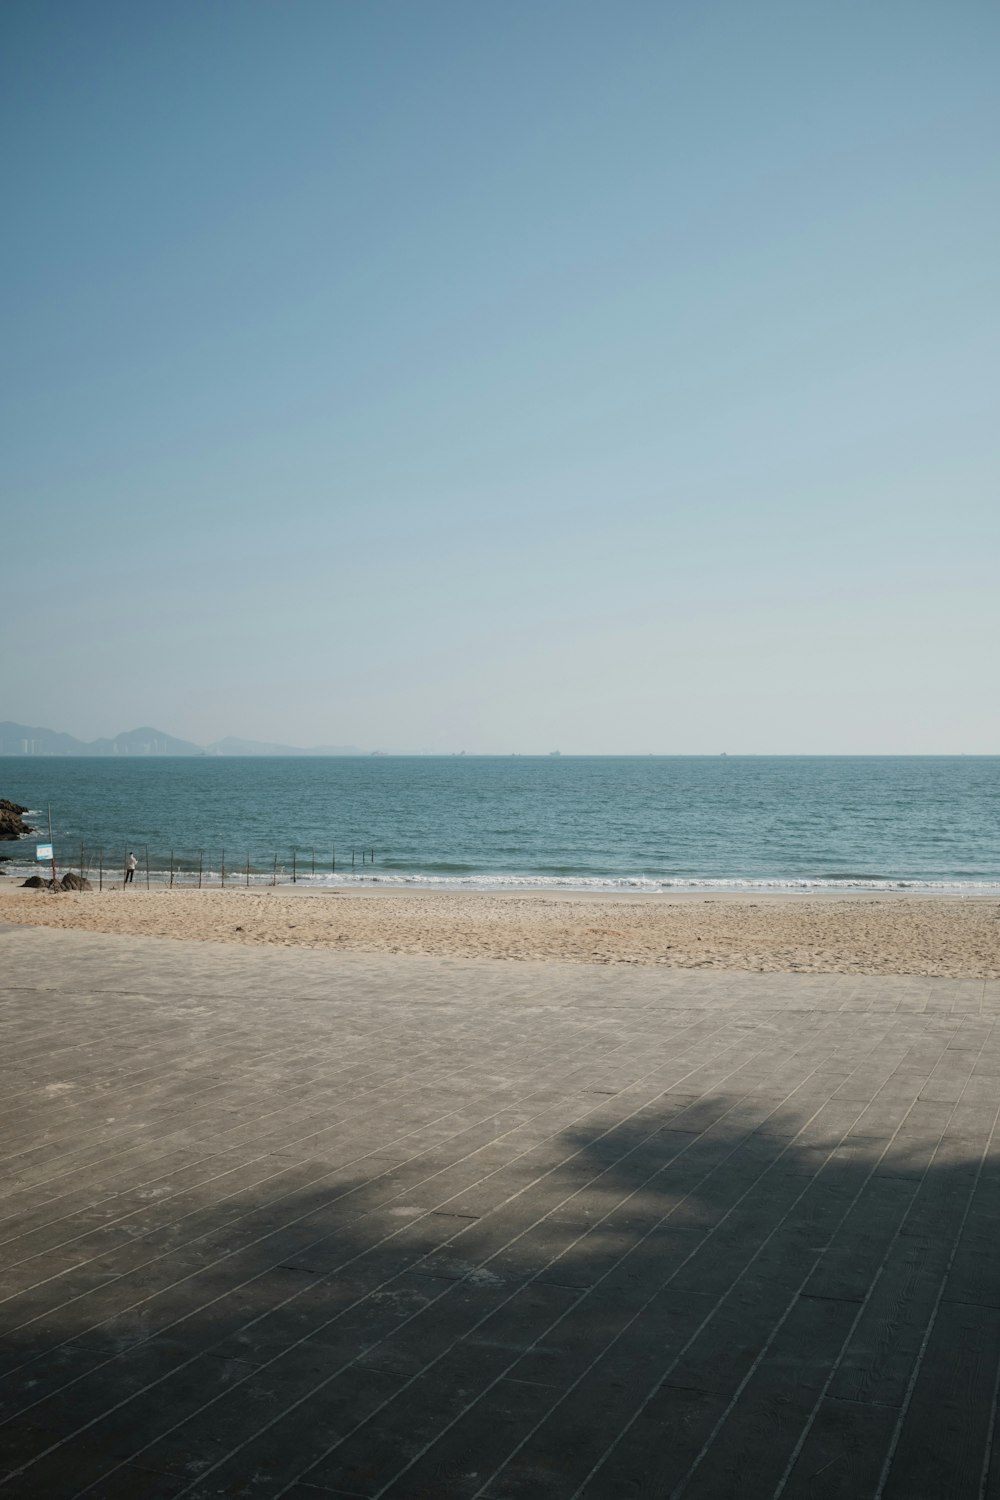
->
[
  {"left": 0, "top": 721, "right": 202, "bottom": 756},
  {"left": 0, "top": 721, "right": 362, "bottom": 757},
  {"left": 0, "top": 722, "right": 88, "bottom": 756},
  {"left": 98, "top": 727, "right": 203, "bottom": 756}
]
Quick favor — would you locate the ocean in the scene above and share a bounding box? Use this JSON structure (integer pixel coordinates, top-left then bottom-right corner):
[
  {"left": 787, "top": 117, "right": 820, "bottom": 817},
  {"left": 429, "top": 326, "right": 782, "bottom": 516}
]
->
[{"left": 2, "top": 755, "right": 998, "bottom": 892}]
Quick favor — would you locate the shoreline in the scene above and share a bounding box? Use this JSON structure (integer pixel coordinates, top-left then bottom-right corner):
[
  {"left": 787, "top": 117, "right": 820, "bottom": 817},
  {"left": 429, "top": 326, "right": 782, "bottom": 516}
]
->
[
  {"left": 1, "top": 882, "right": 997, "bottom": 977},
  {"left": 2, "top": 862, "right": 998, "bottom": 898}
]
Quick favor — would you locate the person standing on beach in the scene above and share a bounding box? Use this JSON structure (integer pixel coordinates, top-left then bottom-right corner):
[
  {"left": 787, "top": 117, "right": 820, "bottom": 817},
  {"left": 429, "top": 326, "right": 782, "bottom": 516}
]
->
[{"left": 124, "top": 852, "right": 138, "bottom": 885}]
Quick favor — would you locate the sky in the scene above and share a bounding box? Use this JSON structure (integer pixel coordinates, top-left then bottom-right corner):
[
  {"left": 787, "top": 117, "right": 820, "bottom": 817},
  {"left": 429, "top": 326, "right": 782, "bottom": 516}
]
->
[{"left": 2, "top": 0, "right": 997, "bottom": 754}]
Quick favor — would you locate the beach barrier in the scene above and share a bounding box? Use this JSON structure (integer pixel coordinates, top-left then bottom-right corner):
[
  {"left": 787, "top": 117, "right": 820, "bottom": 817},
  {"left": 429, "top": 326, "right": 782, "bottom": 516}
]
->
[{"left": 11, "top": 843, "right": 380, "bottom": 889}]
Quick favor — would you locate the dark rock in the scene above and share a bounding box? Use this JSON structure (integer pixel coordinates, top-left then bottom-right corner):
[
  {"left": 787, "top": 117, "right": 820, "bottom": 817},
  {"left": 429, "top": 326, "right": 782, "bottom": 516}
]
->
[
  {"left": 0, "top": 799, "right": 35, "bottom": 841},
  {"left": 60, "top": 872, "right": 92, "bottom": 891},
  {"left": 21, "top": 874, "right": 51, "bottom": 888}
]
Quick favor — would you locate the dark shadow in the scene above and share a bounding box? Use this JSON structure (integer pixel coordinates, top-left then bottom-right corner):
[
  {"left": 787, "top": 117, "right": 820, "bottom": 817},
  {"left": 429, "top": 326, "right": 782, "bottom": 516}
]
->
[{"left": 1, "top": 1085, "right": 998, "bottom": 1498}]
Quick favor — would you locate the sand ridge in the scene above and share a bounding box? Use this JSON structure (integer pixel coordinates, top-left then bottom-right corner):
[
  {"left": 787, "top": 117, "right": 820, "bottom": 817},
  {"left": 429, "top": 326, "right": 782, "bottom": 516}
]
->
[{"left": 1, "top": 884, "right": 998, "bottom": 977}]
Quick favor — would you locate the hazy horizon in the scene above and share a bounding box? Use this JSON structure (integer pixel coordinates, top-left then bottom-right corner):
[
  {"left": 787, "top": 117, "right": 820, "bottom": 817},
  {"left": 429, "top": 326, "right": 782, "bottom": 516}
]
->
[
  {"left": 1, "top": 715, "right": 996, "bottom": 760},
  {"left": 3, "top": 2, "right": 997, "bottom": 754}
]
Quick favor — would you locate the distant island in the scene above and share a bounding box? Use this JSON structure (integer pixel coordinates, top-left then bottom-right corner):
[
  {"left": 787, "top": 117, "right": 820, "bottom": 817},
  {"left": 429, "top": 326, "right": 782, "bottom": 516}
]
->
[{"left": 0, "top": 721, "right": 363, "bottom": 758}]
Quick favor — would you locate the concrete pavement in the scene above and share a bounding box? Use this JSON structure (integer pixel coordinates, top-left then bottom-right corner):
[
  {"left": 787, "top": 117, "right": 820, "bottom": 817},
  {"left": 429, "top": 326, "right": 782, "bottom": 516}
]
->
[{"left": 2, "top": 922, "right": 999, "bottom": 1498}]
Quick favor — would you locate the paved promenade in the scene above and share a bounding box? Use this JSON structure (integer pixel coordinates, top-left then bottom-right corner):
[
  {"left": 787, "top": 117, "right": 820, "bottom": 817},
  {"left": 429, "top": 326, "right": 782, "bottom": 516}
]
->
[{"left": 1, "top": 922, "right": 999, "bottom": 1499}]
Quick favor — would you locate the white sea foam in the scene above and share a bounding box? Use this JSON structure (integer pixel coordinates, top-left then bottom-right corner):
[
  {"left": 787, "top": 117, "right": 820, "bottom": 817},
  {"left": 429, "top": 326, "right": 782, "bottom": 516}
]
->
[
  {"left": 272, "top": 872, "right": 1000, "bottom": 894},
  {"left": 328, "top": 876, "right": 1000, "bottom": 894}
]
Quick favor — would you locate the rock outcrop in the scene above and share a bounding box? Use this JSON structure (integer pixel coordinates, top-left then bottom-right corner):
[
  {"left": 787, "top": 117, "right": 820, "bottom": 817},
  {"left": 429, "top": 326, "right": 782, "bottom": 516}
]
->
[
  {"left": 20, "top": 872, "right": 92, "bottom": 891},
  {"left": 0, "top": 799, "right": 34, "bottom": 841}
]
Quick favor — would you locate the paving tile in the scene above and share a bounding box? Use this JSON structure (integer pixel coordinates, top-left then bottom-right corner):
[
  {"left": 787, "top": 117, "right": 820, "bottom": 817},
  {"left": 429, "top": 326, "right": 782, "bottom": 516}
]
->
[
  {"left": 661, "top": 1293, "right": 862, "bottom": 1497},
  {"left": 880, "top": 1300, "right": 1000, "bottom": 1500},
  {"left": 177, "top": 1366, "right": 411, "bottom": 1497},
  {"left": 780, "top": 1396, "right": 900, "bottom": 1499}
]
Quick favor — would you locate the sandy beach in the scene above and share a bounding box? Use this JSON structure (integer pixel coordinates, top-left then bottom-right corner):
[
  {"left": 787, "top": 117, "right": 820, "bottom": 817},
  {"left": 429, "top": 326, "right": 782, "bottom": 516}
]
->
[{"left": 1, "top": 881, "right": 997, "bottom": 977}]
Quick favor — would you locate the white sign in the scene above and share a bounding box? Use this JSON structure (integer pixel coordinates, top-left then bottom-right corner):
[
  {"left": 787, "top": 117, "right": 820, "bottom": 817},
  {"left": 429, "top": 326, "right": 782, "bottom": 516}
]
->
[{"left": 36, "top": 844, "right": 54, "bottom": 861}]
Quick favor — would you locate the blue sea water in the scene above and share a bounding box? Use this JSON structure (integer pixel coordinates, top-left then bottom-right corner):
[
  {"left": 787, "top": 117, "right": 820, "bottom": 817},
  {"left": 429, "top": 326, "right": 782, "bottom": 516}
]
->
[{"left": 1, "top": 756, "right": 998, "bottom": 891}]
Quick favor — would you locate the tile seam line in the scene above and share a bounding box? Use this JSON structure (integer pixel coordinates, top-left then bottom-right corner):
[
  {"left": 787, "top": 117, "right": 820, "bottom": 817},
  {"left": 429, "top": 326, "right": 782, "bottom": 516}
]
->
[{"left": 976, "top": 1324, "right": 1000, "bottom": 1500}]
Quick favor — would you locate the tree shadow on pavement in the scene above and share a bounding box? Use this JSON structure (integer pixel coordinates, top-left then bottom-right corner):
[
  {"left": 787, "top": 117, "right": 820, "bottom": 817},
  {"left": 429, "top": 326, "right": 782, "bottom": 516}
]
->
[{"left": 0, "top": 1085, "right": 998, "bottom": 1500}]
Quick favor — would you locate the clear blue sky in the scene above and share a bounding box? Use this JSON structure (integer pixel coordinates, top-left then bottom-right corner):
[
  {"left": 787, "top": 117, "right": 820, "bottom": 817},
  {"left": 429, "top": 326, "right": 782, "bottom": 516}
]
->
[{"left": 3, "top": 0, "right": 997, "bottom": 752}]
